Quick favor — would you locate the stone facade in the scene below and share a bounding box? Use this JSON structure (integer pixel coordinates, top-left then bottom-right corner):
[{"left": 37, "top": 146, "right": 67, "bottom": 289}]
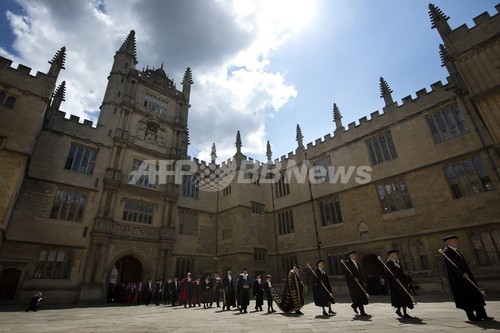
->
[{"left": 0, "top": 4, "right": 499, "bottom": 304}]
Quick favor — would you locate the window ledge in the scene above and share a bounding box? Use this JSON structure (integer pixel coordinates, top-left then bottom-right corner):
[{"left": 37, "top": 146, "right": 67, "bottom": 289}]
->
[{"left": 382, "top": 208, "right": 416, "bottom": 221}]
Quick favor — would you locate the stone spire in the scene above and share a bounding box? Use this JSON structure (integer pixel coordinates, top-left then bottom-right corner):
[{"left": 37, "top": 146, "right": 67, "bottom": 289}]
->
[
  {"left": 48, "top": 46, "right": 66, "bottom": 77},
  {"left": 182, "top": 67, "right": 193, "bottom": 100},
  {"left": 296, "top": 124, "right": 304, "bottom": 149},
  {"left": 266, "top": 141, "right": 272, "bottom": 162},
  {"left": 235, "top": 130, "right": 242, "bottom": 154},
  {"left": 379, "top": 77, "right": 394, "bottom": 106},
  {"left": 50, "top": 81, "right": 66, "bottom": 110},
  {"left": 429, "top": 4, "right": 452, "bottom": 43},
  {"left": 118, "top": 30, "right": 138, "bottom": 65},
  {"left": 211, "top": 142, "right": 217, "bottom": 163},
  {"left": 333, "top": 103, "right": 343, "bottom": 130}
]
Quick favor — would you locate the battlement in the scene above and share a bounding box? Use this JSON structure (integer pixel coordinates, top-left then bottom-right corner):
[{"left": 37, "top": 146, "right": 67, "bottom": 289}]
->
[
  {"left": 0, "top": 56, "right": 50, "bottom": 81},
  {"left": 446, "top": 4, "right": 500, "bottom": 55},
  {"left": 53, "top": 111, "right": 95, "bottom": 128}
]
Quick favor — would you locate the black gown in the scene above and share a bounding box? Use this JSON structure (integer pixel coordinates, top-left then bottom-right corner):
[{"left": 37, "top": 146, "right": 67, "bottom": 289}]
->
[
  {"left": 312, "top": 268, "right": 334, "bottom": 307},
  {"left": 443, "top": 246, "right": 485, "bottom": 312},
  {"left": 385, "top": 260, "right": 413, "bottom": 309},
  {"left": 343, "top": 259, "right": 368, "bottom": 307}
]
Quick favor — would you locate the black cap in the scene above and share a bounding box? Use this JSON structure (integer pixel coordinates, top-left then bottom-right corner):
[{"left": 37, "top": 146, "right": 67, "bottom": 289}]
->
[
  {"left": 266, "top": 274, "right": 272, "bottom": 278},
  {"left": 347, "top": 250, "right": 357, "bottom": 256},
  {"left": 443, "top": 235, "right": 458, "bottom": 241},
  {"left": 387, "top": 249, "right": 398, "bottom": 256},
  {"left": 316, "top": 259, "right": 324, "bottom": 265},
  {"left": 293, "top": 264, "right": 301, "bottom": 270}
]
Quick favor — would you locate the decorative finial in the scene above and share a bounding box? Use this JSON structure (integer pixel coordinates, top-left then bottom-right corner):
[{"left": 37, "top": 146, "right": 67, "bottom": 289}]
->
[
  {"left": 211, "top": 142, "right": 217, "bottom": 163},
  {"left": 48, "top": 46, "right": 66, "bottom": 77},
  {"left": 296, "top": 124, "right": 304, "bottom": 149},
  {"left": 428, "top": 4, "right": 451, "bottom": 36},
  {"left": 50, "top": 81, "right": 66, "bottom": 109},
  {"left": 266, "top": 141, "right": 272, "bottom": 162},
  {"left": 333, "top": 103, "right": 343, "bottom": 129},
  {"left": 379, "top": 77, "right": 394, "bottom": 106},
  {"left": 235, "top": 130, "right": 242, "bottom": 154},
  {"left": 119, "top": 30, "right": 138, "bottom": 65},
  {"left": 439, "top": 44, "right": 453, "bottom": 67}
]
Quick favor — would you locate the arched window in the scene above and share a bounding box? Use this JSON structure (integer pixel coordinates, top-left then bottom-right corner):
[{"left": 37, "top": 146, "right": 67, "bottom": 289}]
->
[
  {"left": 4, "top": 96, "right": 16, "bottom": 108},
  {"left": 471, "top": 232, "right": 500, "bottom": 265}
]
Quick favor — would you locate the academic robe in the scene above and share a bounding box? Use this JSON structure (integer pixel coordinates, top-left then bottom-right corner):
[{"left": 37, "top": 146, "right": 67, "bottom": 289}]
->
[
  {"left": 222, "top": 275, "right": 236, "bottom": 307},
  {"left": 385, "top": 260, "right": 413, "bottom": 309},
  {"left": 274, "top": 270, "right": 304, "bottom": 313},
  {"left": 443, "top": 246, "right": 485, "bottom": 311},
  {"left": 237, "top": 274, "right": 252, "bottom": 308},
  {"left": 343, "top": 259, "right": 368, "bottom": 306},
  {"left": 253, "top": 279, "right": 264, "bottom": 308},
  {"left": 313, "top": 267, "right": 334, "bottom": 307}
]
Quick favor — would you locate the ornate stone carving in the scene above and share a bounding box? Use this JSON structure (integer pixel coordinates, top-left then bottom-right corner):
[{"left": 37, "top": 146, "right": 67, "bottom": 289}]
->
[{"left": 93, "top": 219, "right": 176, "bottom": 241}]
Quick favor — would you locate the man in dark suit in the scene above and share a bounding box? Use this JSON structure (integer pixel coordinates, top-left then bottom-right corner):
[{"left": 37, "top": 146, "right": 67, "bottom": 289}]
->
[
  {"left": 442, "top": 235, "right": 493, "bottom": 321},
  {"left": 343, "top": 251, "right": 369, "bottom": 316}
]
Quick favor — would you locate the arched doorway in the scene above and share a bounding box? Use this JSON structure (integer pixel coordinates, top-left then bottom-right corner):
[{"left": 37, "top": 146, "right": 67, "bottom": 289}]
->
[
  {"left": 108, "top": 256, "right": 143, "bottom": 303},
  {"left": 0, "top": 268, "right": 21, "bottom": 300},
  {"left": 111, "top": 256, "right": 143, "bottom": 284},
  {"left": 361, "top": 254, "right": 385, "bottom": 295}
]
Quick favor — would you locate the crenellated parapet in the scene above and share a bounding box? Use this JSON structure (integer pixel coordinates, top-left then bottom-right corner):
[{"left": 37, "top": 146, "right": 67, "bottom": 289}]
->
[
  {"left": 435, "top": 4, "right": 500, "bottom": 56},
  {"left": 0, "top": 56, "right": 58, "bottom": 98}
]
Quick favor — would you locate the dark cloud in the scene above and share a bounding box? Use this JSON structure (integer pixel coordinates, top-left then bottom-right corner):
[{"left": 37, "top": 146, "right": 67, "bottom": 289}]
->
[{"left": 133, "top": 0, "right": 255, "bottom": 75}]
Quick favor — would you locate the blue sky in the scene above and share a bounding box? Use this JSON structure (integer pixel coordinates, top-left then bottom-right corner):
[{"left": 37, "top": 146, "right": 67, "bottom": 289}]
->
[{"left": 0, "top": 0, "right": 497, "bottom": 163}]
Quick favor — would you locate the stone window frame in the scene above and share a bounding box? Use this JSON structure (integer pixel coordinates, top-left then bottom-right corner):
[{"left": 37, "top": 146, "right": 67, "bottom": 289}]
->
[
  {"left": 49, "top": 188, "right": 88, "bottom": 222},
  {"left": 277, "top": 209, "right": 294, "bottom": 235},
  {"left": 122, "top": 199, "right": 155, "bottom": 224},
  {"left": 365, "top": 131, "right": 398, "bottom": 166},
  {"left": 64, "top": 142, "right": 98, "bottom": 175},
  {"left": 318, "top": 196, "right": 343, "bottom": 226},
  {"left": 425, "top": 104, "right": 468, "bottom": 144},
  {"left": 376, "top": 178, "right": 413, "bottom": 214},
  {"left": 33, "top": 249, "right": 73, "bottom": 279},
  {"left": 443, "top": 156, "right": 493, "bottom": 199}
]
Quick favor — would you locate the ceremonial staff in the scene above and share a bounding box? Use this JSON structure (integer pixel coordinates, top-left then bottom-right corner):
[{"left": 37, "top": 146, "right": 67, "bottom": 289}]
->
[
  {"left": 377, "top": 256, "right": 417, "bottom": 304},
  {"left": 438, "top": 248, "right": 486, "bottom": 297},
  {"left": 306, "top": 263, "right": 335, "bottom": 302},
  {"left": 340, "top": 259, "right": 370, "bottom": 299}
]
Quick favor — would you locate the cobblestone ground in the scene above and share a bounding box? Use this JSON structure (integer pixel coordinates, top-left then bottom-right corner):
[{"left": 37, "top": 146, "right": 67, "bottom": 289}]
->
[{"left": 1, "top": 295, "right": 499, "bottom": 333}]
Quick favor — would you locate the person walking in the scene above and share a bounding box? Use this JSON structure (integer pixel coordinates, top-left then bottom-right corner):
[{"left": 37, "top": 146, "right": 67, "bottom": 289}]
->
[
  {"left": 441, "top": 235, "right": 493, "bottom": 321},
  {"left": 312, "top": 260, "right": 335, "bottom": 316},
  {"left": 262, "top": 274, "right": 276, "bottom": 313},
  {"left": 385, "top": 249, "right": 414, "bottom": 318},
  {"left": 343, "top": 251, "right": 369, "bottom": 316}
]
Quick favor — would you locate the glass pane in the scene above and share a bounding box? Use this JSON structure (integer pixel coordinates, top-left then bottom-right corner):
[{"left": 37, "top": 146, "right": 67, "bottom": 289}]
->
[
  {"left": 443, "top": 108, "right": 459, "bottom": 138},
  {"left": 434, "top": 112, "right": 450, "bottom": 141},
  {"left": 426, "top": 116, "right": 442, "bottom": 143},
  {"left": 379, "top": 135, "right": 391, "bottom": 161},
  {"left": 451, "top": 106, "right": 468, "bottom": 134}
]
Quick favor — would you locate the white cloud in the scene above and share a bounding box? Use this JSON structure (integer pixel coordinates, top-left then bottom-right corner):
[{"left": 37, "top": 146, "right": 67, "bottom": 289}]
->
[{"left": 5, "top": 0, "right": 313, "bottom": 162}]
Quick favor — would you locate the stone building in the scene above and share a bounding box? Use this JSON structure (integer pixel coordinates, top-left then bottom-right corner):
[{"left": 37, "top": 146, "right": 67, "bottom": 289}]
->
[{"left": 0, "top": 3, "right": 499, "bottom": 304}]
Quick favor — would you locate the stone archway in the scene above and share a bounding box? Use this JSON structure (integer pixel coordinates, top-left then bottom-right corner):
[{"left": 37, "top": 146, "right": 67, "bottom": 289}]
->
[
  {"left": 107, "top": 256, "right": 143, "bottom": 303},
  {"left": 361, "top": 254, "right": 385, "bottom": 295},
  {"left": 111, "top": 256, "right": 143, "bottom": 284}
]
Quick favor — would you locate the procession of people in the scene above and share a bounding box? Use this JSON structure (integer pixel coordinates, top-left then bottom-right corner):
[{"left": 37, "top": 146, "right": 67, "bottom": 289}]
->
[{"left": 99, "top": 239, "right": 493, "bottom": 323}]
